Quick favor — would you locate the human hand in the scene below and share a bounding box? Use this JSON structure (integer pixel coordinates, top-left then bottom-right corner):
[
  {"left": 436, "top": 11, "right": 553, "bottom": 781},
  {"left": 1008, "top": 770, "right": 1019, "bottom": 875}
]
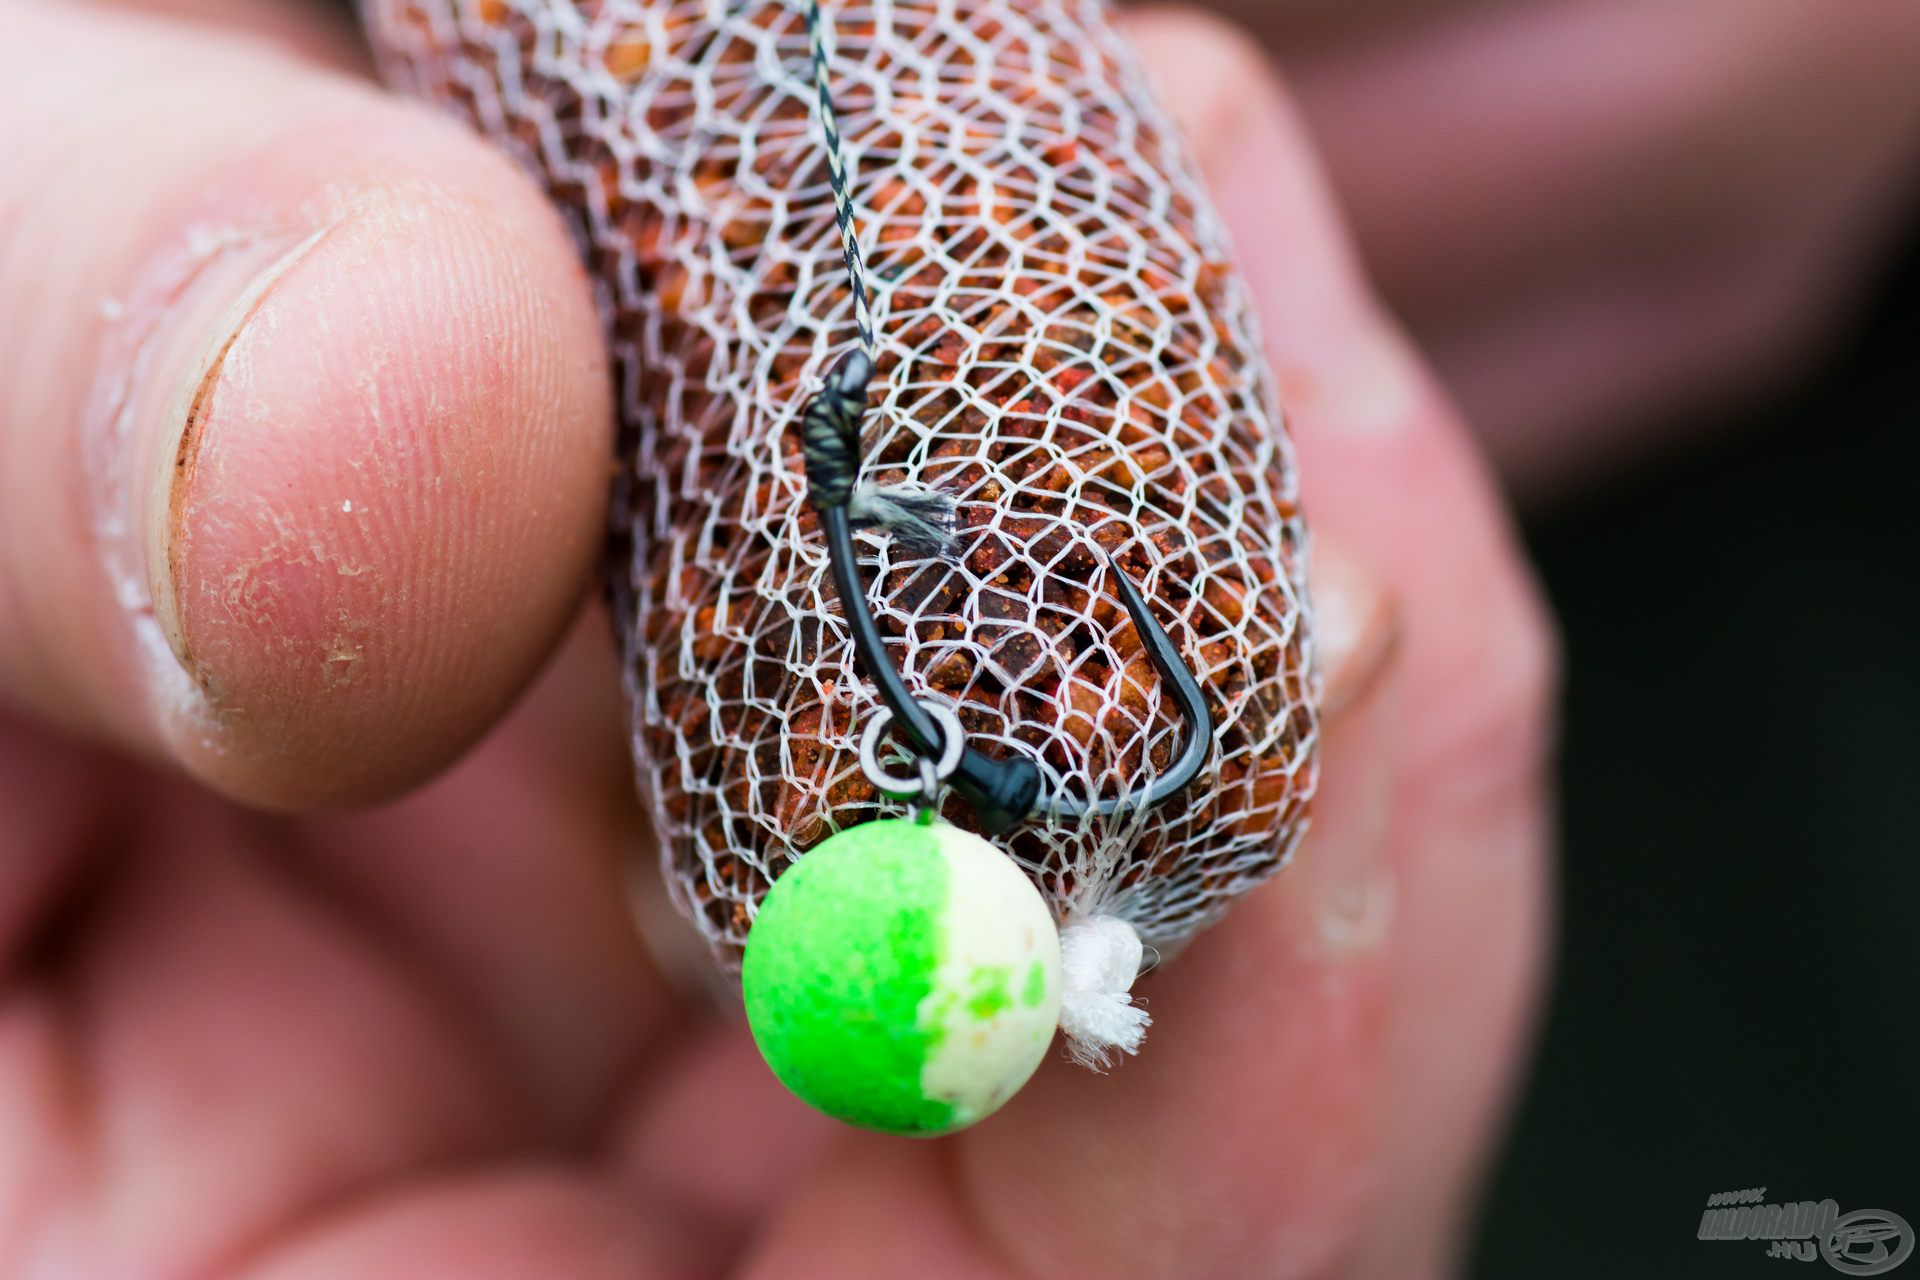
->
[
  {"left": 0, "top": 4, "right": 1553, "bottom": 1277},
  {"left": 1211, "top": 0, "right": 1920, "bottom": 497}
]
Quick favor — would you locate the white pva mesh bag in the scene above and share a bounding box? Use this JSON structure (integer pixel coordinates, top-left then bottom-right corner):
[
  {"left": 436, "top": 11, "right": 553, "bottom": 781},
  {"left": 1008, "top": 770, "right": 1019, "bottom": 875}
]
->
[{"left": 362, "top": 0, "right": 1317, "bottom": 1003}]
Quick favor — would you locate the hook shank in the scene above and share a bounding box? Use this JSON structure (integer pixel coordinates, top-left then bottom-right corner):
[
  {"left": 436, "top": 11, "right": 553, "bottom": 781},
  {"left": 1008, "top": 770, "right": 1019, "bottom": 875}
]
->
[
  {"left": 807, "top": 353, "right": 1213, "bottom": 831},
  {"left": 821, "top": 502, "right": 1042, "bottom": 834}
]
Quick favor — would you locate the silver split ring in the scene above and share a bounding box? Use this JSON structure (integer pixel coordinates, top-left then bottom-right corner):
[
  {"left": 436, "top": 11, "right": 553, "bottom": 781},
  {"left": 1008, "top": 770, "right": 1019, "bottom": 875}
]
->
[{"left": 859, "top": 702, "right": 965, "bottom": 806}]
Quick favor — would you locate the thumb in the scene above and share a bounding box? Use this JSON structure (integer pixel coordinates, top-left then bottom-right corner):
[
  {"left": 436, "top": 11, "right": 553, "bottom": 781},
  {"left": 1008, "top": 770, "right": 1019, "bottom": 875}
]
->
[{"left": 0, "top": 1, "right": 611, "bottom": 807}]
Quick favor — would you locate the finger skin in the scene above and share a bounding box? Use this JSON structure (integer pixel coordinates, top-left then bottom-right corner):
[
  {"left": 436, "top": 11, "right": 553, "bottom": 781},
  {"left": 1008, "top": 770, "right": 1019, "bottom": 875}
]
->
[
  {"left": 0, "top": 2, "right": 611, "bottom": 808},
  {"left": 234, "top": 1171, "right": 706, "bottom": 1280},
  {"left": 742, "top": 13, "right": 1555, "bottom": 1280},
  {"left": 86, "top": 0, "right": 371, "bottom": 69},
  {"left": 0, "top": 720, "right": 120, "bottom": 972},
  {"left": 0, "top": 800, "right": 509, "bottom": 1278},
  {"left": 1200, "top": 0, "right": 1500, "bottom": 41},
  {"left": 0, "top": 640, "right": 685, "bottom": 1278},
  {"left": 1282, "top": 0, "right": 1920, "bottom": 493},
  {"left": 290, "top": 614, "right": 675, "bottom": 1141}
]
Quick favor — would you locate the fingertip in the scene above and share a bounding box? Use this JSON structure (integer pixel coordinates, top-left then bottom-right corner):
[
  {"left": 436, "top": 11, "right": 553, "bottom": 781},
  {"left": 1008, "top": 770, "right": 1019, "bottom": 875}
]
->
[
  {"left": 150, "top": 116, "right": 612, "bottom": 807},
  {"left": 1125, "top": 6, "right": 1279, "bottom": 147},
  {"left": 0, "top": 9, "right": 611, "bottom": 806}
]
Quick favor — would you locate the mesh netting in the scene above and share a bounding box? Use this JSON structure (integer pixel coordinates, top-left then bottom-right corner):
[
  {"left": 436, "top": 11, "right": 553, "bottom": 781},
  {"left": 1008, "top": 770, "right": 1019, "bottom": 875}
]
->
[{"left": 363, "top": 0, "right": 1318, "bottom": 972}]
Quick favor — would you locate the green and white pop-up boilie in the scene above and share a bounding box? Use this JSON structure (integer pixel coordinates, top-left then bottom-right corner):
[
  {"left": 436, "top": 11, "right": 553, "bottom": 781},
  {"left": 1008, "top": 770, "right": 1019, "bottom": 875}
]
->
[{"left": 742, "top": 816, "right": 1062, "bottom": 1136}]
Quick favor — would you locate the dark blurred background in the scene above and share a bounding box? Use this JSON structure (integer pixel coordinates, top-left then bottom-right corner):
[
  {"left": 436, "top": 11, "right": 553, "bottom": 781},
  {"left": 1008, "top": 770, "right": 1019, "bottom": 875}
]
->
[{"left": 1467, "top": 224, "right": 1920, "bottom": 1277}]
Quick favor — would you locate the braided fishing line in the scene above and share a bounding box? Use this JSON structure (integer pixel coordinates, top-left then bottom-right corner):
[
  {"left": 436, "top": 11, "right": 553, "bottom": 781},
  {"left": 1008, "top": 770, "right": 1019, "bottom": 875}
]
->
[{"left": 804, "top": 0, "right": 876, "bottom": 362}]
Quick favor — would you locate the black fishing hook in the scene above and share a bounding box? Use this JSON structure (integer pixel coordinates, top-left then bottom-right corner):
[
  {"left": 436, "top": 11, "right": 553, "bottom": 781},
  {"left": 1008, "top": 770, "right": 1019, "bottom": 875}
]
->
[
  {"left": 801, "top": 351, "right": 1215, "bottom": 835},
  {"left": 798, "top": 0, "right": 1214, "bottom": 834}
]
